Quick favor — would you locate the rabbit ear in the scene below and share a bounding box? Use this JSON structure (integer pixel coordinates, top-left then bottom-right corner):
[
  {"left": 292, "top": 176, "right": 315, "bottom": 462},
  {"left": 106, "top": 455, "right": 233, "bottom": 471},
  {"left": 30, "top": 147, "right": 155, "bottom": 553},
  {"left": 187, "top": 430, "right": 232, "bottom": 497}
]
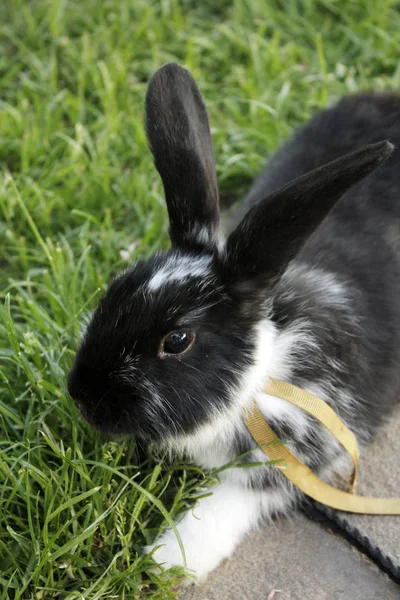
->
[
  {"left": 145, "top": 63, "right": 220, "bottom": 250},
  {"left": 226, "top": 141, "right": 394, "bottom": 285}
]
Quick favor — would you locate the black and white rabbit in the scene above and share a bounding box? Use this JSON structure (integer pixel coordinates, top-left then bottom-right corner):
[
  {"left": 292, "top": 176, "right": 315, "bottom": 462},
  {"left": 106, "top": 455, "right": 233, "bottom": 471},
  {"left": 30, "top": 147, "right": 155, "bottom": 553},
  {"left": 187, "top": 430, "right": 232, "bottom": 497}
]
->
[{"left": 67, "top": 63, "right": 400, "bottom": 580}]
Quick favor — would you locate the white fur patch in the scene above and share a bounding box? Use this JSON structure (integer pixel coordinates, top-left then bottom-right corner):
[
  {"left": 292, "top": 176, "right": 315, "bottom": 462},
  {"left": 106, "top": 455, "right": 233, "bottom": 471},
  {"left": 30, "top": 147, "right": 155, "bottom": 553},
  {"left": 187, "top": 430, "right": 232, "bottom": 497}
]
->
[
  {"left": 193, "top": 225, "right": 215, "bottom": 246},
  {"left": 166, "top": 319, "right": 277, "bottom": 468},
  {"left": 147, "top": 254, "right": 212, "bottom": 291},
  {"left": 167, "top": 317, "right": 318, "bottom": 470},
  {"left": 145, "top": 479, "right": 295, "bottom": 580},
  {"left": 256, "top": 391, "right": 309, "bottom": 437},
  {"left": 282, "top": 263, "right": 350, "bottom": 308},
  {"left": 189, "top": 224, "right": 225, "bottom": 255}
]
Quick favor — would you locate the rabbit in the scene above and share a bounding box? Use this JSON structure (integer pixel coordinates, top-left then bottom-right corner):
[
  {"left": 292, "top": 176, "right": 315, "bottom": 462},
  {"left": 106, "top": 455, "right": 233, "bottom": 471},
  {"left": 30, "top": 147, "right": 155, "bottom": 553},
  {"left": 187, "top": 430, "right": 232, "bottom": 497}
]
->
[{"left": 67, "top": 63, "right": 400, "bottom": 581}]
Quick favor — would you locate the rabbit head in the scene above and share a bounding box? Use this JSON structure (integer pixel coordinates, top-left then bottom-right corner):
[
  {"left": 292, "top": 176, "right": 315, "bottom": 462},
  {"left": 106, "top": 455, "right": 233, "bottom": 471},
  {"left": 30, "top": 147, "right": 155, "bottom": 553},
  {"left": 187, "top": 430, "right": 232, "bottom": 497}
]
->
[{"left": 67, "top": 63, "right": 392, "bottom": 445}]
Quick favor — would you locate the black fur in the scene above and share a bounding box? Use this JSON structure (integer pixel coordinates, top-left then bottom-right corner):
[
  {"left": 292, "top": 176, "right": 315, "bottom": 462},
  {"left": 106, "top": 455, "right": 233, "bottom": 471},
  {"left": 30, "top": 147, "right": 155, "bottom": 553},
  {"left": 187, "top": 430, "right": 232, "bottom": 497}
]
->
[{"left": 145, "top": 63, "right": 219, "bottom": 250}]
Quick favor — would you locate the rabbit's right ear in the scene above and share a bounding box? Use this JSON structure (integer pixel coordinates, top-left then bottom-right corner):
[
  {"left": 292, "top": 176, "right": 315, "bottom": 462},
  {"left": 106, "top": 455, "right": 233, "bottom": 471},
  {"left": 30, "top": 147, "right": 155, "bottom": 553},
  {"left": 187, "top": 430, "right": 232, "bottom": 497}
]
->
[{"left": 145, "top": 63, "right": 219, "bottom": 250}]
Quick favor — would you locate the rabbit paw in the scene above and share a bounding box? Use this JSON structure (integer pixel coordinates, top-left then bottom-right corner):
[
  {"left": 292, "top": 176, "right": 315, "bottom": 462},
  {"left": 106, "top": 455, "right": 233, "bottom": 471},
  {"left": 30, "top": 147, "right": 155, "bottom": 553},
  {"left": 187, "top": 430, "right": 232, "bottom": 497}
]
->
[
  {"left": 145, "top": 481, "right": 265, "bottom": 581},
  {"left": 144, "top": 523, "right": 215, "bottom": 581}
]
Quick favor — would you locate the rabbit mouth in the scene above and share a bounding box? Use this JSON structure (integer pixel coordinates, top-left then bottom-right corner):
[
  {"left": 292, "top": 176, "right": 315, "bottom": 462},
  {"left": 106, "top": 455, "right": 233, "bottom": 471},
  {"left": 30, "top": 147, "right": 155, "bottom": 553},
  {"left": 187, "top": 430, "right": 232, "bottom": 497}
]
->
[
  {"left": 76, "top": 398, "right": 132, "bottom": 435},
  {"left": 69, "top": 382, "right": 155, "bottom": 437},
  {"left": 67, "top": 360, "right": 136, "bottom": 434}
]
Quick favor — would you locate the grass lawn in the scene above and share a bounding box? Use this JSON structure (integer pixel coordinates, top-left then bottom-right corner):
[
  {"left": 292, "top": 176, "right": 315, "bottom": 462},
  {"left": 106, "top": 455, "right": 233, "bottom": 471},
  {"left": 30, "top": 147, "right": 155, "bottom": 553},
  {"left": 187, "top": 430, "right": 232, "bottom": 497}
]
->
[{"left": 1, "top": 0, "right": 400, "bottom": 597}]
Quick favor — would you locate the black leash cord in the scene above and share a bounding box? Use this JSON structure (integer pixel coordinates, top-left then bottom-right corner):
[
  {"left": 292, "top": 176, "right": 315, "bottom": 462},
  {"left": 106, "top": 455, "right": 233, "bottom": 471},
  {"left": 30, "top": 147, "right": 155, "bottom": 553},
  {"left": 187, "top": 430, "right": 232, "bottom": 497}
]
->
[{"left": 302, "top": 500, "right": 400, "bottom": 585}]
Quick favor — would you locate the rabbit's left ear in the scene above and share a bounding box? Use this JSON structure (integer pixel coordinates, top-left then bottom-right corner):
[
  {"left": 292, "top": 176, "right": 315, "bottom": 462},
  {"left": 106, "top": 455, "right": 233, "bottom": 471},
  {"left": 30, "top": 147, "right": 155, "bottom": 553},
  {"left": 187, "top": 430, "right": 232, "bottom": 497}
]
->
[
  {"left": 145, "top": 63, "right": 220, "bottom": 250},
  {"left": 225, "top": 141, "right": 394, "bottom": 286}
]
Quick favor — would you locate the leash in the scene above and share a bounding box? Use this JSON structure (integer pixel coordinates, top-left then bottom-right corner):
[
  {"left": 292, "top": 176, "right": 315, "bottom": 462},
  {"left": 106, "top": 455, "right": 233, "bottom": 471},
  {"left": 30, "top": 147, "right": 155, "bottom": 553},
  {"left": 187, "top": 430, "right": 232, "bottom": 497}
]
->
[
  {"left": 303, "top": 500, "right": 400, "bottom": 583},
  {"left": 243, "top": 379, "right": 400, "bottom": 514}
]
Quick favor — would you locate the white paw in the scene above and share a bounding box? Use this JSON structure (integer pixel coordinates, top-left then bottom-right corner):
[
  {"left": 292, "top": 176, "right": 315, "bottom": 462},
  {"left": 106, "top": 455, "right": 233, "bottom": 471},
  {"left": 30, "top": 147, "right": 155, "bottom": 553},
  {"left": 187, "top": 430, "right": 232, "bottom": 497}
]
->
[
  {"left": 144, "top": 525, "right": 211, "bottom": 581},
  {"left": 144, "top": 529, "right": 187, "bottom": 572},
  {"left": 144, "top": 481, "right": 267, "bottom": 581}
]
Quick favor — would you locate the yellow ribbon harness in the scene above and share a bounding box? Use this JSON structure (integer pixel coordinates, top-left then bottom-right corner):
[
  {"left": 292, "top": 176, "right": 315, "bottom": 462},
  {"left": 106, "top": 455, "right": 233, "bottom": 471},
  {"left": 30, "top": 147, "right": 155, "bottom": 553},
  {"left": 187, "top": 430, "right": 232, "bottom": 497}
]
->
[{"left": 243, "top": 379, "right": 400, "bottom": 515}]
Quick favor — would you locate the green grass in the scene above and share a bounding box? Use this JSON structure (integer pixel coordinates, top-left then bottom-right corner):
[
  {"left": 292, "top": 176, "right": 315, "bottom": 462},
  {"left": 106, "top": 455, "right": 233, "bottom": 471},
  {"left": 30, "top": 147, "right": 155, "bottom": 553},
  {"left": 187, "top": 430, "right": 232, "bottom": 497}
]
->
[{"left": 1, "top": 0, "right": 400, "bottom": 597}]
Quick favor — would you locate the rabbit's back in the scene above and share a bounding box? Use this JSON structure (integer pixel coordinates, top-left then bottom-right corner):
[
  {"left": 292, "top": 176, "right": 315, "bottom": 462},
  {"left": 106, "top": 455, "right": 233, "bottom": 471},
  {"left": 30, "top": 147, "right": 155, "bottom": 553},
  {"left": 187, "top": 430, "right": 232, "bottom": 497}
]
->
[
  {"left": 242, "top": 93, "right": 400, "bottom": 209},
  {"left": 241, "top": 93, "right": 400, "bottom": 439}
]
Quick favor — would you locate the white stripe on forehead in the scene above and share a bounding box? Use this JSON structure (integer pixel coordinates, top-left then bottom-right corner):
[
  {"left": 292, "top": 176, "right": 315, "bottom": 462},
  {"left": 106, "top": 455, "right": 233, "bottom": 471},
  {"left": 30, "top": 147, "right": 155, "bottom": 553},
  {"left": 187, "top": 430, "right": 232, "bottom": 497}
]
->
[{"left": 147, "top": 254, "right": 212, "bottom": 291}]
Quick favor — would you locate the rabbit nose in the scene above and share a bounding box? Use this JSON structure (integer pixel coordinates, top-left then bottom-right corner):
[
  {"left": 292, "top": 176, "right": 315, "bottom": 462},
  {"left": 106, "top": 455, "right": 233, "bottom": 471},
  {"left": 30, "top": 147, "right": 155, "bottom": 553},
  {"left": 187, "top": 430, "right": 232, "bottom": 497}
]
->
[{"left": 67, "top": 362, "right": 110, "bottom": 406}]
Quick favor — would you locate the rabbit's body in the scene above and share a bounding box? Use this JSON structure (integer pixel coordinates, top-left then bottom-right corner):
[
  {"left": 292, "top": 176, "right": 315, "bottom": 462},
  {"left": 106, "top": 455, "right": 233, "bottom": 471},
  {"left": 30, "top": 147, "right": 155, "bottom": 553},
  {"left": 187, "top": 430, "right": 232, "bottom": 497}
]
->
[
  {"left": 243, "top": 93, "right": 400, "bottom": 448},
  {"left": 68, "top": 66, "right": 400, "bottom": 579},
  {"left": 250, "top": 93, "right": 400, "bottom": 439}
]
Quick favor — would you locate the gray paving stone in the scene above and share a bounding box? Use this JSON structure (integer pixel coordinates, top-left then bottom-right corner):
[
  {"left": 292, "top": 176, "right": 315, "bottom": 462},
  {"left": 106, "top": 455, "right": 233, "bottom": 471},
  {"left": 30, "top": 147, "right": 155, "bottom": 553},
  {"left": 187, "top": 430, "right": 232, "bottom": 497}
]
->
[
  {"left": 334, "top": 406, "right": 400, "bottom": 568},
  {"left": 180, "top": 514, "right": 399, "bottom": 600}
]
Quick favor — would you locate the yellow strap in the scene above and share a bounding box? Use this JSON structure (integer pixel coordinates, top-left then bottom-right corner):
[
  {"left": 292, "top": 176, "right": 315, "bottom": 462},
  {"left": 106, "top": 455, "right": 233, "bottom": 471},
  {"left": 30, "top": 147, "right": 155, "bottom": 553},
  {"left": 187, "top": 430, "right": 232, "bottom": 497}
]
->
[
  {"left": 243, "top": 379, "right": 400, "bottom": 515},
  {"left": 266, "top": 379, "right": 359, "bottom": 491}
]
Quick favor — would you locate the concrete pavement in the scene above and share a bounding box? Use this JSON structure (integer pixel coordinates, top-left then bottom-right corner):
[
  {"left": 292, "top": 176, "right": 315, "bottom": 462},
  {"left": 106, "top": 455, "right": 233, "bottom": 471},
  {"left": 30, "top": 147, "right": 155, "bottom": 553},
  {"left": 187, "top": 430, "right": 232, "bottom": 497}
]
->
[{"left": 180, "top": 513, "right": 399, "bottom": 600}]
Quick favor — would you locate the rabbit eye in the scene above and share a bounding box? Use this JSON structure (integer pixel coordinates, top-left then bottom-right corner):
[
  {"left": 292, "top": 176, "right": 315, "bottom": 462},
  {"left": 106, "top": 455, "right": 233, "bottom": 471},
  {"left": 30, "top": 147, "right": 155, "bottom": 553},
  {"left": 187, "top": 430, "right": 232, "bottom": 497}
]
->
[{"left": 160, "top": 330, "right": 195, "bottom": 357}]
